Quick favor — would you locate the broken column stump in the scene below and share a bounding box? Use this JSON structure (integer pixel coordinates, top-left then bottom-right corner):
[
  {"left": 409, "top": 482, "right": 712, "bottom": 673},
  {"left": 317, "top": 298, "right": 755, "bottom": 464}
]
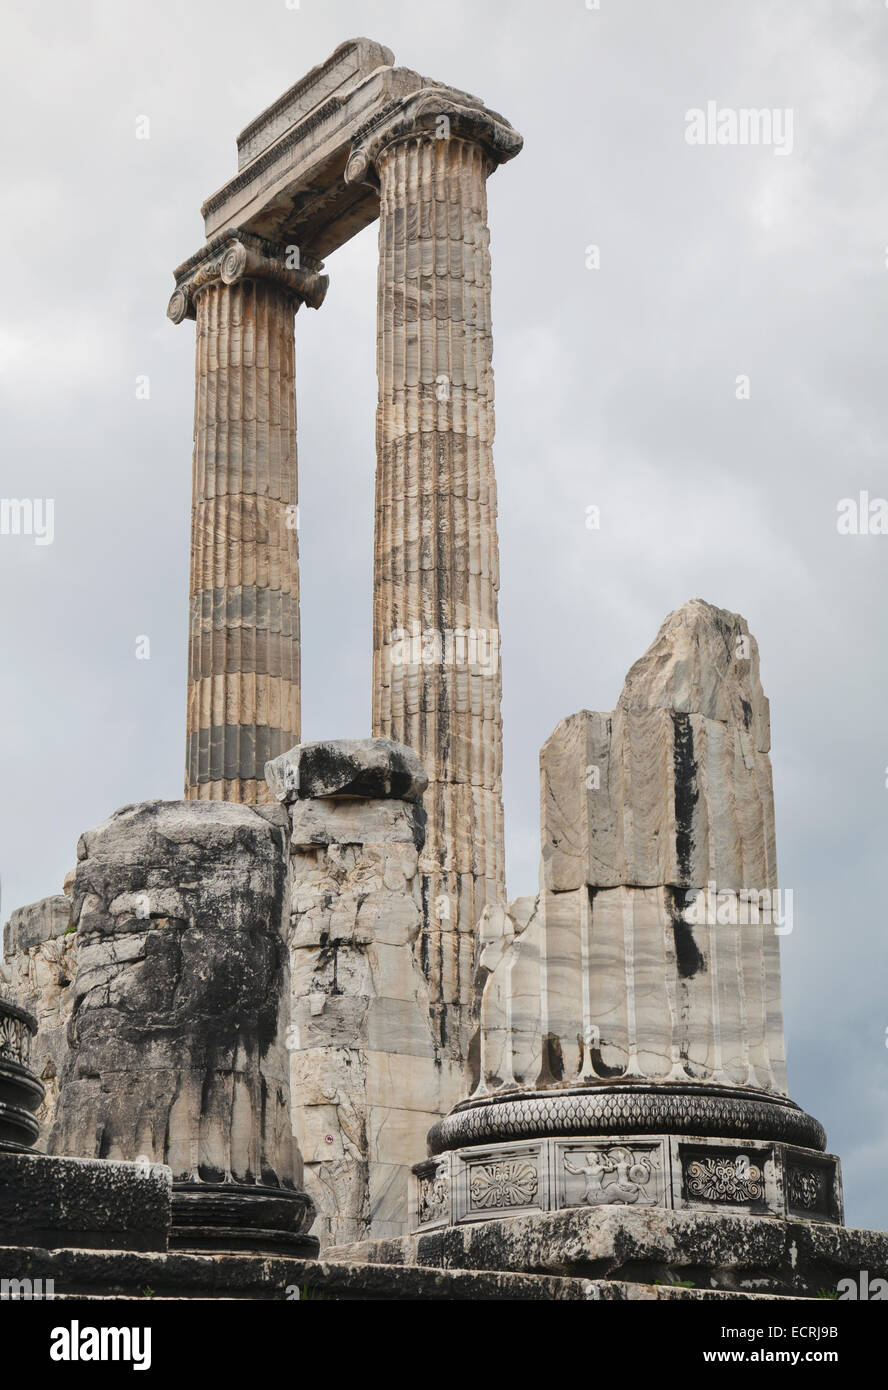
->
[
  {"left": 397, "top": 601, "right": 843, "bottom": 1279},
  {"left": 266, "top": 738, "right": 464, "bottom": 1245},
  {"left": 49, "top": 799, "right": 318, "bottom": 1256}
]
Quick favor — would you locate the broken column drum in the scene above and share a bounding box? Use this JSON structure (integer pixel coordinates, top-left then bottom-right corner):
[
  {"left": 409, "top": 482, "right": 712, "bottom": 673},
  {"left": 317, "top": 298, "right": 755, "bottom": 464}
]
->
[{"left": 414, "top": 602, "right": 842, "bottom": 1230}]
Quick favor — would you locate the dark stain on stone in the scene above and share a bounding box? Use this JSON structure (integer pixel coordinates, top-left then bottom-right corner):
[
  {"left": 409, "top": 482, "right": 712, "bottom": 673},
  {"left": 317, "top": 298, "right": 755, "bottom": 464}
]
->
[
  {"left": 672, "top": 920, "right": 706, "bottom": 978},
  {"left": 672, "top": 712, "right": 698, "bottom": 880},
  {"left": 589, "top": 1043, "right": 624, "bottom": 1078},
  {"left": 536, "top": 1034, "right": 564, "bottom": 1086},
  {"left": 666, "top": 885, "right": 706, "bottom": 978},
  {"left": 412, "top": 803, "right": 427, "bottom": 853},
  {"left": 419, "top": 878, "right": 430, "bottom": 978}
]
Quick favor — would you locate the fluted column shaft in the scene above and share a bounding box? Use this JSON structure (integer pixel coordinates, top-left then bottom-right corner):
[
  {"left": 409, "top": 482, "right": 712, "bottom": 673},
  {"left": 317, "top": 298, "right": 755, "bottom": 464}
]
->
[
  {"left": 186, "top": 276, "right": 301, "bottom": 802},
  {"left": 372, "top": 133, "right": 506, "bottom": 1057}
]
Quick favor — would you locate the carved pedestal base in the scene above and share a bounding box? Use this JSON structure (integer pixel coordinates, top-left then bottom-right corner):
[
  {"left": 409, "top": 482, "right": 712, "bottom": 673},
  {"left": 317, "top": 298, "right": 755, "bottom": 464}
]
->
[
  {"left": 411, "top": 1133, "right": 843, "bottom": 1232},
  {"left": 429, "top": 1083, "right": 826, "bottom": 1153},
  {"left": 0, "top": 999, "right": 44, "bottom": 1150}
]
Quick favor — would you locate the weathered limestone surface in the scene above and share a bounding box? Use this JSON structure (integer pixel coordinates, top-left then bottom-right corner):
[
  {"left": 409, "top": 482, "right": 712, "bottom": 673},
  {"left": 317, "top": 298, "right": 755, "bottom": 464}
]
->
[
  {"left": 267, "top": 740, "right": 463, "bottom": 1245},
  {"left": 349, "top": 95, "right": 522, "bottom": 1063},
  {"left": 0, "top": 1243, "right": 608, "bottom": 1300},
  {"left": 331, "top": 1205, "right": 888, "bottom": 1298},
  {"left": 234, "top": 38, "right": 395, "bottom": 172},
  {"left": 48, "top": 801, "right": 308, "bottom": 1232},
  {"left": 543, "top": 597, "right": 776, "bottom": 893},
  {"left": 266, "top": 735, "right": 427, "bottom": 804},
  {"left": 471, "top": 600, "right": 787, "bottom": 1096},
  {"left": 2, "top": 891, "right": 76, "bottom": 1135},
  {"left": 3, "top": 893, "right": 71, "bottom": 956},
  {"left": 0, "top": 1152, "right": 171, "bottom": 1252}
]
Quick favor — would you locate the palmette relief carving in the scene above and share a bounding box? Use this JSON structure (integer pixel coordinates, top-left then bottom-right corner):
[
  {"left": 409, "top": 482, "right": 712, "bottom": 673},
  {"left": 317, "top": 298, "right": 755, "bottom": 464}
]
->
[
  {"left": 685, "top": 1154, "right": 764, "bottom": 1203},
  {"left": 563, "top": 1145, "right": 658, "bottom": 1206},
  {"left": 469, "top": 1159, "right": 539, "bottom": 1211}
]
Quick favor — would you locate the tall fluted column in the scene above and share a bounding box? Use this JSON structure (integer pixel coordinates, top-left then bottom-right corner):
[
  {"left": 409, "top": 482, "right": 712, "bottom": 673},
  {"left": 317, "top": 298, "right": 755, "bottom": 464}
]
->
[
  {"left": 168, "top": 235, "right": 327, "bottom": 802},
  {"left": 347, "top": 98, "right": 522, "bottom": 1059}
]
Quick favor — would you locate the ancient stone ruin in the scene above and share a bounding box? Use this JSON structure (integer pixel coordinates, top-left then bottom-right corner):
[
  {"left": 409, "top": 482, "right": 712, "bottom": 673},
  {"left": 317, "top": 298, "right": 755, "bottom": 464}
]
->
[{"left": 2, "top": 37, "right": 886, "bottom": 1301}]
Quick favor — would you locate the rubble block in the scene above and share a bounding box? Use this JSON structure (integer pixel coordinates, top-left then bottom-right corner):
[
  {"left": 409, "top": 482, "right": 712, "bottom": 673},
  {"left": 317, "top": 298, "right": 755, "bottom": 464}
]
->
[{"left": 3, "top": 894, "right": 71, "bottom": 955}]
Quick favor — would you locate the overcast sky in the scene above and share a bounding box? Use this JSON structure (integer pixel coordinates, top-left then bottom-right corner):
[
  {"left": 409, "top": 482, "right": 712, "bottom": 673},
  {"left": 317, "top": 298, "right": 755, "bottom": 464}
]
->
[{"left": 0, "top": 0, "right": 885, "bottom": 1229}]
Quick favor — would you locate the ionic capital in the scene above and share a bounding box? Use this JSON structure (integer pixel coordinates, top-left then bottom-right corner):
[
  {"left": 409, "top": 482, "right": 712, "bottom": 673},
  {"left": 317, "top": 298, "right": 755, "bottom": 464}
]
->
[
  {"left": 344, "top": 91, "right": 523, "bottom": 190},
  {"left": 167, "top": 230, "right": 329, "bottom": 324}
]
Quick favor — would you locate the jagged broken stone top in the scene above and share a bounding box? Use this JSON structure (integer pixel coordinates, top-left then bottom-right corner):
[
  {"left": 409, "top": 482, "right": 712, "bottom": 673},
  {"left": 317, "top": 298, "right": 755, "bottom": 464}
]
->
[
  {"left": 74, "top": 799, "right": 287, "bottom": 863},
  {"left": 539, "top": 598, "right": 778, "bottom": 893},
  {"left": 266, "top": 738, "right": 428, "bottom": 805},
  {"left": 619, "top": 598, "right": 770, "bottom": 754}
]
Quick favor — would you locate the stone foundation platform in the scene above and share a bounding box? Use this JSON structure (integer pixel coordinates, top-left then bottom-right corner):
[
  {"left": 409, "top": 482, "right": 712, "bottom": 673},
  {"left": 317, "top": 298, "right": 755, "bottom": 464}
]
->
[
  {"left": 0, "top": 1244, "right": 812, "bottom": 1300},
  {"left": 330, "top": 1205, "right": 888, "bottom": 1299}
]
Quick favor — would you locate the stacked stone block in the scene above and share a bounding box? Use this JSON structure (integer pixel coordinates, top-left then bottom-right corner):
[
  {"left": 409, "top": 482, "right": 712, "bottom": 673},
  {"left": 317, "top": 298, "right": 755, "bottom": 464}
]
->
[{"left": 266, "top": 738, "right": 463, "bottom": 1244}]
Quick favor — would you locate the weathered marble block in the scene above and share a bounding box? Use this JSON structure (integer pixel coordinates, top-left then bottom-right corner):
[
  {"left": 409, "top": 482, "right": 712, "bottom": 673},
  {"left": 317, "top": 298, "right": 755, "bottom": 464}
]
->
[
  {"left": 267, "top": 739, "right": 463, "bottom": 1245},
  {"left": 4, "top": 893, "right": 72, "bottom": 956},
  {"left": 48, "top": 799, "right": 316, "bottom": 1255},
  {"left": 0, "top": 1151, "right": 172, "bottom": 1252},
  {"left": 470, "top": 600, "right": 790, "bottom": 1102}
]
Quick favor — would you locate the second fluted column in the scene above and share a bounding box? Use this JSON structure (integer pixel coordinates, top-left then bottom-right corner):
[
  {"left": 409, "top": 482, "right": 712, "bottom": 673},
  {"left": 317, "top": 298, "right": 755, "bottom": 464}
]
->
[{"left": 348, "top": 96, "right": 522, "bottom": 1058}]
